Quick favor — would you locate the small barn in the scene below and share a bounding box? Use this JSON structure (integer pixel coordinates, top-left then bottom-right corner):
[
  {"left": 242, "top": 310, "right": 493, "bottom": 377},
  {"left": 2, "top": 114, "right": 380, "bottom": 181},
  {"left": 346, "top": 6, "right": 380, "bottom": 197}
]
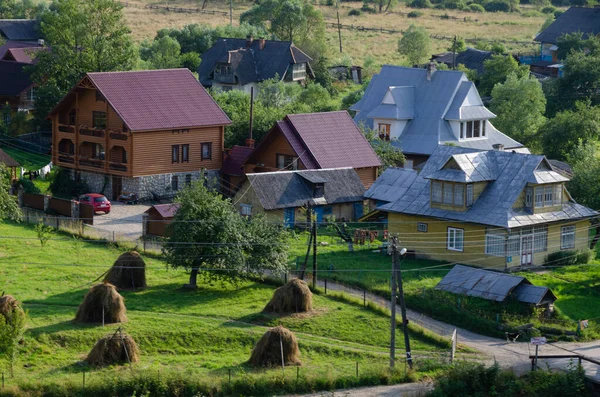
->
[
  {"left": 144, "top": 203, "right": 180, "bottom": 237},
  {"left": 436, "top": 265, "right": 557, "bottom": 309}
]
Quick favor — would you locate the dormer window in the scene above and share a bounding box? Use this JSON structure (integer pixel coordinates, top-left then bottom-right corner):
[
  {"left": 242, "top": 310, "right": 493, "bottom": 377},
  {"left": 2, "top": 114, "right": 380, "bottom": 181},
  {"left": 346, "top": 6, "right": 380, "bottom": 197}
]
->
[
  {"left": 215, "top": 64, "right": 232, "bottom": 76},
  {"left": 459, "top": 120, "right": 486, "bottom": 139},
  {"left": 314, "top": 183, "right": 324, "bottom": 198},
  {"left": 431, "top": 181, "right": 467, "bottom": 208},
  {"left": 292, "top": 63, "right": 306, "bottom": 80},
  {"left": 378, "top": 123, "right": 391, "bottom": 141},
  {"left": 529, "top": 184, "right": 563, "bottom": 211}
]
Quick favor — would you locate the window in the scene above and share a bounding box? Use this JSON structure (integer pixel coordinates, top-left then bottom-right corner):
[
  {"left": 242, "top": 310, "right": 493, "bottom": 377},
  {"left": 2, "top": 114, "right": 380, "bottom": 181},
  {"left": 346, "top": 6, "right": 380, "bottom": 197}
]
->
[
  {"left": 485, "top": 229, "right": 505, "bottom": 257},
  {"left": 404, "top": 159, "right": 414, "bottom": 170},
  {"left": 92, "top": 143, "right": 104, "bottom": 160},
  {"left": 432, "top": 181, "right": 442, "bottom": 203},
  {"left": 544, "top": 186, "right": 553, "bottom": 206},
  {"left": 461, "top": 120, "right": 485, "bottom": 139},
  {"left": 535, "top": 187, "right": 543, "bottom": 208},
  {"left": 460, "top": 122, "right": 464, "bottom": 139},
  {"left": 447, "top": 228, "right": 464, "bottom": 251},
  {"left": 525, "top": 187, "right": 533, "bottom": 208},
  {"left": 417, "top": 222, "right": 428, "bottom": 232},
  {"left": 95, "top": 91, "right": 105, "bottom": 102},
  {"left": 473, "top": 120, "right": 481, "bottom": 137},
  {"left": 378, "top": 124, "right": 391, "bottom": 141},
  {"left": 507, "top": 231, "right": 521, "bottom": 257},
  {"left": 201, "top": 142, "right": 212, "bottom": 160},
  {"left": 533, "top": 184, "right": 563, "bottom": 209},
  {"left": 533, "top": 225, "right": 547, "bottom": 253},
  {"left": 443, "top": 183, "right": 453, "bottom": 204},
  {"left": 323, "top": 206, "right": 333, "bottom": 215},
  {"left": 313, "top": 183, "right": 324, "bottom": 198},
  {"left": 466, "top": 184, "right": 473, "bottom": 207},
  {"left": 172, "top": 145, "right": 180, "bottom": 163},
  {"left": 171, "top": 175, "right": 179, "bottom": 191},
  {"left": 240, "top": 204, "right": 252, "bottom": 216},
  {"left": 26, "top": 86, "right": 36, "bottom": 101},
  {"left": 69, "top": 109, "right": 76, "bottom": 125},
  {"left": 561, "top": 225, "right": 575, "bottom": 250},
  {"left": 92, "top": 111, "right": 106, "bottom": 129},
  {"left": 122, "top": 123, "right": 128, "bottom": 133},
  {"left": 276, "top": 154, "right": 298, "bottom": 170},
  {"left": 292, "top": 63, "right": 307, "bottom": 80},
  {"left": 554, "top": 184, "right": 562, "bottom": 205},
  {"left": 182, "top": 144, "right": 190, "bottom": 163},
  {"left": 466, "top": 121, "right": 473, "bottom": 138},
  {"left": 216, "top": 64, "right": 232, "bottom": 75},
  {"left": 122, "top": 149, "right": 127, "bottom": 163},
  {"left": 481, "top": 120, "right": 486, "bottom": 137},
  {"left": 453, "top": 184, "right": 464, "bottom": 206},
  {"left": 185, "top": 174, "right": 192, "bottom": 186}
]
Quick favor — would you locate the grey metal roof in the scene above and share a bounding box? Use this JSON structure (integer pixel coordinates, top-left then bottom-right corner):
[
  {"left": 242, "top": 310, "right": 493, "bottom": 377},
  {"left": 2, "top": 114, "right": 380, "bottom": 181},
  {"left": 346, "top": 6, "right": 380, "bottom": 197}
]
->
[
  {"left": 364, "top": 167, "right": 418, "bottom": 203},
  {"left": 0, "top": 19, "right": 39, "bottom": 41},
  {"left": 528, "top": 170, "right": 569, "bottom": 184},
  {"left": 377, "top": 146, "right": 598, "bottom": 228},
  {"left": 425, "top": 151, "right": 498, "bottom": 183},
  {"left": 246, "top": 168, "right": 365, "bottom": 210},
  {"left": 436, "top": 265, "right": 557, "bottom": 304},
  {"left": 535, "top": 6, "right": 600, "bottom": 45},
  {"left": 432, "top": 47, "right": 495, "bottom": 75},
  {"left": 352, "top": 66, "right": 522, "bottom": 156},
  {"left": 444, "top": 81, "right": 495, "bottom": 121}
]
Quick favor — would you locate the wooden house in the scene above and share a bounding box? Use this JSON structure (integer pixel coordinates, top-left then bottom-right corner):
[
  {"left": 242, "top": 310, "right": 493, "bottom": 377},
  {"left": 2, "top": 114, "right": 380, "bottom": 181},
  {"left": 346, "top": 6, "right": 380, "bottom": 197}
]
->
[
  {"left": 49, "top": 69, "right": 232, "bottom": 200},
  {"left": 365, "top": 146, "right": 598, "bottom": 269},
  {"left": 143, "top": 203, "right": 180, "bottom": 237},
  {"left": 240, "top": 111, "right": 381, "bottom": 191},
  {"left": 233, "top": 168, "right": 366, "bottom": 227}
]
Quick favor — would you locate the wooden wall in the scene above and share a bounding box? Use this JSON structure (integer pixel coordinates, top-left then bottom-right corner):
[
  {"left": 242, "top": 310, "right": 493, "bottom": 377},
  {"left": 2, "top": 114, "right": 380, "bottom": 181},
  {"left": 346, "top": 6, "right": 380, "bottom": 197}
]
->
[
  {"left": 246, "top": 129, "right": 305, "bottom": 171},
  {"left": 355, "top": 167, "right": 378, "bottom": 189}
]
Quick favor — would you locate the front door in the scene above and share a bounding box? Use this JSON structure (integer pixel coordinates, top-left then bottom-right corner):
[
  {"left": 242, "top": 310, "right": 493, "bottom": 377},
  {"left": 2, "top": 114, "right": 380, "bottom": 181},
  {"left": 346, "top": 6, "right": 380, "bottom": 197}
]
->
[
  {"left": 112, "top": 175, "right": 122, "bottom": 201},
  {"left": 284, "top": 208, "right": 295, "bottom": 228},
  {"left": 521, "top": 235, "right": 533, "bottom": 266},
  {"left": 313, "top": 207, "right": 324, "bottom": 224}
]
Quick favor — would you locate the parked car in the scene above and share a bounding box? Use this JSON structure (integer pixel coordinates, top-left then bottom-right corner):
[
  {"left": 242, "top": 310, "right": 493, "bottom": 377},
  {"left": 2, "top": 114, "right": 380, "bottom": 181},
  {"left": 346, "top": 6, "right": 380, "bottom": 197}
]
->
[{"left": 79, "top": 193, "right": 111, "bottom": 214}]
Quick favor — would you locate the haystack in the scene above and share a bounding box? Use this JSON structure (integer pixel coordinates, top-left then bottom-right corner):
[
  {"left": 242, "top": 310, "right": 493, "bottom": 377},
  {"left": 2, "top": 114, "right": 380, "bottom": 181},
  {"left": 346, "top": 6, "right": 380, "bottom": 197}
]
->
[
  {"left": 263, "top": 279, "right": 313, "bottom": 313},
  {"left": 86, "top": 331, "right": 139, "bottom": 367},
  {"left": 74, "top": 283, "right": 127, "bottom": 324},
  {"left": 0, "top": 294, "right": 20, "bottom": 318},
  {"left": 104, "top": 251, "right": 147, "bottom": 290},
  {"left": 249, "top": 326, "right": 301, "bottom": 367}
]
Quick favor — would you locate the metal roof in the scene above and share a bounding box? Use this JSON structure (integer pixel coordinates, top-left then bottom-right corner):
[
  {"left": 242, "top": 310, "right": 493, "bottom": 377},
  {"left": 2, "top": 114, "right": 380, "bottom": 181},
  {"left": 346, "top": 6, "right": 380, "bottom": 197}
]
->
[
  {"left": 512, "top": 284, "right": 557, "bottom": 305},
  {"left": 0, "top": 60, "right": 32, "bottom": 97},
  {"left": 364, "top": 167, "right": 418, "bottom": 203},
  {"left": 535, "top": 6, "right": 600, "bottom": 45},
  {"left": 144, "top": 203, "right": 181, "bottom": 219},
  {"left": 0, "top": 19, "right": 39, "bottom": 41},
  {"left": 221, "top": 145, "right": 254, "bottom": 176},
  {"left": 432, "top": 47, "right": 495, "bottom": 75}
]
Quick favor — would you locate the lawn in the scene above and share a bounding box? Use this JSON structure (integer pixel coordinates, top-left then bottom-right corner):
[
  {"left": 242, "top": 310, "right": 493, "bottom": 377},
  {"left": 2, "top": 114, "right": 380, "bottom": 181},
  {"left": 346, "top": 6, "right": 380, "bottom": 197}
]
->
[
  {"left": 0, "top": 145, "right": 50, "bottom": 171},
  {"left": 0, "top": 221, "right": 451, "bottom": 396}
]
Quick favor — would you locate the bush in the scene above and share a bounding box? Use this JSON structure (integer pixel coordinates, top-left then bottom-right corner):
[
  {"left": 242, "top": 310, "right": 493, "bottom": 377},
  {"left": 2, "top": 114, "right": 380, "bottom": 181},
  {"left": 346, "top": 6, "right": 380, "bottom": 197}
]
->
[
  {"left": 407, "top": 10, "right": 423, "bottom": 17},
  {"left": 545, "top": 249, "right": 592, "bottom": 267},
  {"left": 348, "top": 8, "right": 361, "bottom": 15},
  {"left": 521, "top": 9, "right": 544, "bottom": 17},
  {"left": 360, "top": 4, "right": 377, "bottom": 12},
  {"left": 47, "top": 167, "right": 90, "bottom": 199},
  {"left": 409, "top": 0, "right": 433, "bottom": 8},
  {"left": 576, "top": 248, "right": 595, "bottom": 265},
  {"left": 16, "top": 177, "right": 40, "bottom": 194},
  {"left": 553, "top": 9, "right": 563, "bottom": 17},
  {"left": 484, "top": 0, "right": 511, "bottom": 11},
  {"left": 541, "top": 5, "right": 556, "bottom": 12},
  {"left": 443, "top": 0, "right": 466, "bottom": 9},
  {"left": 468, "top": 3, "right": 485, "bottom": 11}
]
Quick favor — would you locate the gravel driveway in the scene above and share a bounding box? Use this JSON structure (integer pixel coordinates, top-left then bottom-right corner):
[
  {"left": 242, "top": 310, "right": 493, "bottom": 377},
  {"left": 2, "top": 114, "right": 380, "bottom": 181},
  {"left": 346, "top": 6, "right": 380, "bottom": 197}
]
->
[{"left": 89, "top": 201, "right": 151, "bottom": 242}]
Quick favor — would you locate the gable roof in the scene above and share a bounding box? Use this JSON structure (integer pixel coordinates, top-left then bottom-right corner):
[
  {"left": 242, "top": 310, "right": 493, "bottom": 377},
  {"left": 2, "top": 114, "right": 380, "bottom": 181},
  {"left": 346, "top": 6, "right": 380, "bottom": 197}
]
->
[
  {"left": 376, "top": 146, "right": 597, "bottom": 228},
  {"left": 432, "top": 47, "right": 494, "bottom": 75},
  {"left": 535, "top": 6, "right": 600, "bottom": 45},
  {"left": 0, "top": 40, "right": 39, "bottom": 60},
  {"left": 245, "top": 168, "right": 365, "bottom": 210},
  {"left": 2, "top": 46, "right": 45, "bottom": 63},
  {"left": 198, "top": 38, "right": 312, "bottom": 86},
  {"left": 144, "top": 203, "right": 180, "bottom": 218},
  {"left": 221, "top": 145, "right": 254, "bottom": 176},
  {"left": 0, "top": 19, "right": 39, "bottom": 41},
  {"left": 364, "top": 167, "right": 418, "bottom": 203},
  {"left": 0, "top": 60, "right": 33, "bottom": 97},
  {"left": 49, "top": 69, "right": 231, "bottom": 131},
  {"left": 352, "top": 65, "right": 523, "bottom": 156},
  {"left": 0, "top": 148, "right": 20, "bottom": 168}
]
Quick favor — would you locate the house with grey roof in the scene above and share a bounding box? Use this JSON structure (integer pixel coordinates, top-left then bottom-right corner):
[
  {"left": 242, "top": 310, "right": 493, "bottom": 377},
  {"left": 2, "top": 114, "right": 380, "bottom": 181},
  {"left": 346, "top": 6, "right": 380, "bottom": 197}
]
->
[
  {"left": 0, "top": 19, "right": 39, "bottom": 41},
  {"left": 351, "top": 65, "right": 525, "bottom": 168},
  {"left": 365, "top": 145, "right": 597, "bottom": 269},
  {"left": 198, "top": 35, "right": 313, "bottom": 93},
  {"left": 232, "top": 168, "right": 366, "bottom": 227},
  {"left": 431, "top": 47, "right": 494, "bottom": 75}
]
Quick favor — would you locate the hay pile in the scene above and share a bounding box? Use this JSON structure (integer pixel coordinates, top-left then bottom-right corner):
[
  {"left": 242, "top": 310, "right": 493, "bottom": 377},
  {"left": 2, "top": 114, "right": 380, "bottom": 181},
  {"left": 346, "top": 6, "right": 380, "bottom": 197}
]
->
[
  {"left": 74, "top": 283, "right": 127, "bottom": 324},
  {"left": 0, "top": 294, "right": 20, "bottom": 318},
  {"left": 104, "top": 251, "right": 147, "bottom": 290},
  {"left": 263, "top": 279, "right": 313, "bottom": 313},
  {"left": 249, "top": 326, "right": 301, "bottom": 367},
  {"left": 86, "top": 331, "right": 139, "bottom": 367}
]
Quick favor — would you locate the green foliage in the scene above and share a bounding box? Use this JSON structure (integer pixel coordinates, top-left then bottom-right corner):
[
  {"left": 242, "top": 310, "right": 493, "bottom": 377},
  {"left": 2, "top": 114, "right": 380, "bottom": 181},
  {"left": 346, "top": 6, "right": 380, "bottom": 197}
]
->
[
  {"left": 566, "top": 142, "right": 600, "bottom": 209},
  {"left": 47, "top": 167, "right": 89, "bottom": 199},
  {"left": 360, "top": 125, "right": 405, "bottom": 169},
  {"left": 556, "top": 31, "right": 586, "bottom": 60},
  {"left": 348, "top": 8, "right": 361, "bottom": 15},
  {"left": 540, "top": 15, "right": 554, "bottom": 32},
  {"left": 483, "top": 0, "right": 512, "bottom": 11},
  {"left": 456, "top": 64, "right": 478, "bottom": 81},
  {"left": 180, "top": 51, "right": 201, "bottom": 72},
  {"left": 0, "top": 300, "right": 26, "bottom": 377},
  {"left": 0, "top": 164, "right": 20, "bottom": 221},
  {"left": 468, "top": 3, "right": 485, "bottom": 11},
  {"left": 407, "top": 10, "right": 423, "bottom": 17},
  {"left": 541, "top": 5, "right": 556, "bottom": 13},
  {"left": 34, "top": 222, "right": 54, "bottom": 247},
  {"left": 16, "top": 178, "right": 41, "bottom": 194},
  {"left": 447, "top": 36, "right": 466, "bottom": 54},
  {"left": 0, "top": 0, "right": 46, "bottom": 18},
  {"left": 163, "top": 181, "right": 289, "bottom": 286},
  {"left": 408, "top": 0, "right": 432, "bottom": 7},
  {"left": 398, "top": 24, "right": 432, "bottom": 66},
  {"left": 141, "top": 35, "right": 182, "bottom": 69},
  {"left": 544, "top": 249, "right": 594, "bottom": 267},
  {"left": 490, "top": 73, "right": 546, "bottom": 147},
  {"left": 479, "top": 54, "right": 529, "bottom": 96}
]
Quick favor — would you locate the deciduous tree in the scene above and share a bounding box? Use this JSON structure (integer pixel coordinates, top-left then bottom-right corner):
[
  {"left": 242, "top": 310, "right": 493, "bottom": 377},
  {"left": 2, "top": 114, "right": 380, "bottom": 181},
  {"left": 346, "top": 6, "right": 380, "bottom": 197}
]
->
[
  {"left": 360, "top": 125, "right": 405, "bottom": 169},
  {"left": 397, "top": 24, "right": 431, "bottom": 66},
  {"left": 567, "top": 142, "right": 600, "bottom": 210},
  {"left": 478, "top": 54, "right": 529, "bottom": 96},
  {"left": 0, "top": 164, "right": 20, "bottom": 220}
]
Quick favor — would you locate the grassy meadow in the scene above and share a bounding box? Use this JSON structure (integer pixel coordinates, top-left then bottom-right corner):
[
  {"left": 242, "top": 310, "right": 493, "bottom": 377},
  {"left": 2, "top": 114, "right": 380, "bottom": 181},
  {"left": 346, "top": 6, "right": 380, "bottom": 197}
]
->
[{"left": 0, "top": 221, "right": 452, "bottom": 395}]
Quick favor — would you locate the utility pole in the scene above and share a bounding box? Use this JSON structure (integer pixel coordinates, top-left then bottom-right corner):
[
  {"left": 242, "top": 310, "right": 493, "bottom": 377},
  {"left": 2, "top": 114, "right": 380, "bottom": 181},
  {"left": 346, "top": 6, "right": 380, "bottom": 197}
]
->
[
  {"left": 336, "top": 1, "right": 343, "bottom": 53},
  {"left": 230, "top": 0, "right": 233, "bottom": 26},
  {"left": 312, "top": 210, "right": 317, "bottom": 289},
  {"left": 452, "top": 35, "right": 457, "bottom": 70},
  {"left": 249, "top": 87, "right": 254, "bottom": 141},
  {"left": 391, "top": 236, "right": 412, "bottom": 369},
  {"left": 299, "top": 201, "right": 312, "bottom": 280}
]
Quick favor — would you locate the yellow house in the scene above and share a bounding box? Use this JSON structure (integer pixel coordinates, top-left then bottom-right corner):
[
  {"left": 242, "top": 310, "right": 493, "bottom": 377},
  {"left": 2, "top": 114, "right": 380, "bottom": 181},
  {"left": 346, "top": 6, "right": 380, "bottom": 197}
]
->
[{"left": 367, "top": 146, "right": 598, "bottom": 270}]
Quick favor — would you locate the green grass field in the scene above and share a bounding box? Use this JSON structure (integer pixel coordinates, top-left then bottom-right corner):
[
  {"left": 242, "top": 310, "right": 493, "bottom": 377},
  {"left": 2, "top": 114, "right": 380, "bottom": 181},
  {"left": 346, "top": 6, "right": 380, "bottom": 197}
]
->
[
  {"left": 0, "top": 221, "right": 451, "bottom": 395},
  {"left": 0, "top": 146, "right": 50, "bottom": 171}
]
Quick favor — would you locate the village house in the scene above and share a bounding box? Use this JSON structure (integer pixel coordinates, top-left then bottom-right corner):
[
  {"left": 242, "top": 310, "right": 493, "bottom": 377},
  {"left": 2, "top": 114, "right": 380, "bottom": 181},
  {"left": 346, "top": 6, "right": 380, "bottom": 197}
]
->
[
  {"left": 0, "top": 19, "right": 39, "bottom": 42},
  {"left": 365, "top": 145, "right": 597, "bottom": 269},
  {"left": 431, "top": 47, "right": 494, "bottom": 75},
  {"left": 230, "top": 111, "right": 381, "bottom": 195},
  {"left": 351, "top": 65, "right": 525, "bottom": 169},
  {"left": 198, "top": 35, "right": 313, "bottom": 93},
  {"left": 233, "top": 168, "right": 366, "bottom": 227},
  {"left": 49, "top": 69, "right": 232, "bottom": 200}
]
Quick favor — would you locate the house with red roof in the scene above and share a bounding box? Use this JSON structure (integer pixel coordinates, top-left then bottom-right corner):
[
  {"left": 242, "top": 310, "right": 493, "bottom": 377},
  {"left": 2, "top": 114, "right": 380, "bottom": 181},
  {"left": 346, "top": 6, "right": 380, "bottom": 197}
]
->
[
  {"left": 0, "top": 41, "right": 43, "bottom": 112},
  {"left": 241, "top": 111, "right": 382, "bottom": 190},
  {"left": 49, "top": 69, "right": 232, "bottom": 200}
]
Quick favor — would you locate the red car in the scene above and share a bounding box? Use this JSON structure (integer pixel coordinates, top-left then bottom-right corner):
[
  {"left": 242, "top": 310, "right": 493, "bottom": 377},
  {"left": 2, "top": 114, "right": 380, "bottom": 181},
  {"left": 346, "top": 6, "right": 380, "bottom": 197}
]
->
[{"left": 79, "top": 193, "right": 111, "bottom": 214}]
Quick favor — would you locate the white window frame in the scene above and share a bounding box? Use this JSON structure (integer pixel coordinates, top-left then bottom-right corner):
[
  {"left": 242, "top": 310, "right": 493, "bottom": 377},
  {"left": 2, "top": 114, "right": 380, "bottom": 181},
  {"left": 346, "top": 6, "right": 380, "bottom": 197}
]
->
[
  {"left": 560, "top": 225, "right": 576, "bottom": 250},
  {"left": 466, "top": 184, "right": 473, "bottom": 207},
  {"left": 533, "top": 225, "right": 548, "bottom": 253},
  {"left": 240, "top": 204, "right": 252, "bottom": 216},
  {"left": 554, "top": 184, "right": 562, "bottom": 205},
  {"left": 534, "top": 187, "right": 543, "bottom": 208},
  {"left": 417, "top": 222, "right": 428, "bottom": 233},
  {"left": 443, "top": 183, "right": 453, "bottom": 204},
  {"left": 453, "top": 184, "right": 464, "bottom": 206},
  {"left": 525, "top": 187, "right": 533, "bottom": 208},
  {"left": 447, "top": 227, "right": 464, "bottom": 252},
  {"left": 432, "top": 181, "right": 442, "bottom": 203},
  {"left": 292, "top": 63, "right": 307, "bottom": 80},
  {"left": 544, "top": 186, "right": 553, "bottom": 207},
  {"left": 485, "top": 231, "right": 505, "bottom": 257}
]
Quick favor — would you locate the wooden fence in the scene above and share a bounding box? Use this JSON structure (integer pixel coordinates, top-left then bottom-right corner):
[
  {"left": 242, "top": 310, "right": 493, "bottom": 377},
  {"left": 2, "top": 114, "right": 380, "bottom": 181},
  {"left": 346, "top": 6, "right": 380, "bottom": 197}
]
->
[
  {"left": 118, "top": 1, "right": 228, "bottom": 15},
  {"left": 80, "top": 204, "right": 94, "bottom": 225},
  {"left": 48, "top": 197, "right": 72, "bottom": 217},
  {"left": 22, "top": 193, "right": 44, "bottom": 211}
]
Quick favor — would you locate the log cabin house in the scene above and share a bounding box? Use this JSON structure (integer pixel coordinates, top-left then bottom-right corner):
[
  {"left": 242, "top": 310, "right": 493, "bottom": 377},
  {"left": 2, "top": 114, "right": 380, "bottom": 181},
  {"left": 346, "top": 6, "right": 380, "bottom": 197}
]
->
[
  {"left": 365, "top": 146, "right": 598, "bottom": 269},
  {"left": 49, "top": 69, "right": 232, "bottom": 200}
]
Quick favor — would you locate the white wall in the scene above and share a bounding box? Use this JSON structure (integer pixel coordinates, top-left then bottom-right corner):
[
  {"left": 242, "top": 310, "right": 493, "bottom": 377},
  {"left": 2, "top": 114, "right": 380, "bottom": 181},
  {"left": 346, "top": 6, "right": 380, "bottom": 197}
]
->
[
  {"left": 373, "top": 118, "right": 408, "bottom": 139},
  {"left": 463, "top": 85, "right": 482, "bottom": 106}
]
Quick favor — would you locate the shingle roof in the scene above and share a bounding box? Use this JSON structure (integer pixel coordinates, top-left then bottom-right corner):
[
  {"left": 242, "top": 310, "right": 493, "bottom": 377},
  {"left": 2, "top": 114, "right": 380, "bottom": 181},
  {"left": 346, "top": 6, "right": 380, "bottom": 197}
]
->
[
  {"left": 0, "top": 40, "right": 39, "bottom": 60},
  {"left": 377, "top": 146, "right": 598, "bottom": 228},
  {"left": 0, "top": 148, "right": 20, "bottom": 167},
  {"left": 198, "top": 38, "right": 312, "bottom": 86},
  {"left": 352, "top": 66, "right": 523, "bottom": 156},
  {"left": 535, "top": 6, "right": 600, "bottom": 45},
  {"left": 432, "top": 47, "right": 494, "bottom": 75},
  {"left": 145, "top": 203, "right": 180, "bottom": 218},
  {"left": 0, "top": 19, "right": 39, "bottom": 41},
  {"left": 0, "top": 60, "right": 32, "bottom": 96},
  {"left": 246, "top": 168, "right": 365, "bottom": 210},
  {"left": 2, "top": 46, "right": 45, "bottom": 63},
  {"left": 364, "top": 167, "right": 418, "bottom": 203},
  {"left": 221, "top": 145, "right": 254, "bottom": 176},
  {"left": 50, "top": 69, "right": 231, "bottom": 131}
]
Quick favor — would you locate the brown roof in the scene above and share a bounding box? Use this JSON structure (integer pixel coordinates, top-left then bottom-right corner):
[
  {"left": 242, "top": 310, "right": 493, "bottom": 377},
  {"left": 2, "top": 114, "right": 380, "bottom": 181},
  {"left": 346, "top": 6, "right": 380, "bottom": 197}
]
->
[
  {"left": 51, "top": 69, "right": 231, "bottom": 131},
  {"left": 144, "top": 203, "right": 180, "bottom": 218},
  {"left": 0, "top": 148, "right": 20, "bottom": 167},
  {"left": 3, "top": 46, "right": 46, "bottom": 63},
  {"left": 221, "top": 145, "right": 254, "bottom": 176}
]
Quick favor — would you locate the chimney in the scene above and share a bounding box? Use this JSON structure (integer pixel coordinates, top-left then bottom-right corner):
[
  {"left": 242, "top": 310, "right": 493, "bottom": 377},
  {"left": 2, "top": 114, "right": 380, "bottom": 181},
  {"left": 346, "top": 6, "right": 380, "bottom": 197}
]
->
[
  {"left": 259, "top": 37, "right": 266, "bottom": 50},
  {"left": 426, "top": 62, "right": 436, "bottom": 81},
  {"left": 245, "top": 138, "right": 255, "bottom": 148},
  {"left": 246, "top": 34, "right": 254, "bottom": 47},
  {"left": 37, "top": 39, "right": 45, "bottom": 47},
  {"left": 493, "top": 144, "right": 504, "bottom": 151}
]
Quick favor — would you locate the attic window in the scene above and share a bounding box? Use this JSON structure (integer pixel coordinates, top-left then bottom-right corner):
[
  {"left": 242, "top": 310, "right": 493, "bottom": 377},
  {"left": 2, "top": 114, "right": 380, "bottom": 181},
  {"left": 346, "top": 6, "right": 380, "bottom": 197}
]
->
[
  {"left": 216, "top": 65, "right": 232, "bottom": 75},
  {"left": 460, "top": 120, "right": 486, "bottom": 139},
  {"left": 292, "top": 63, "right": 307, "bottom": 80},
  {"left": 314, "top": 183, "right": 324, "bottom": 198},
  {"left": 95, "top": 91, "right": 105, "bottom": 102},
  {"left": 378, "top": 124, "right": 391, "bottom": 141}
]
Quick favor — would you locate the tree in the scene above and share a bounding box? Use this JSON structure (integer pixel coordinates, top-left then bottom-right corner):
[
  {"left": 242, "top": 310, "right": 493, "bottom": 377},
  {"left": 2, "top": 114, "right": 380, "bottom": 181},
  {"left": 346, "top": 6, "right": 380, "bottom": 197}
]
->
[
  {"left": 490, "top": 73, "right": 546, "bottom": 148},
  {"left": 567, "top": 142, "right": 600, "bottom": 210},
  {"left": 180, "top": 52, "right": 201, "bottom": 72},
  {"left": 360, "top": 125, "right": 405, "bottom": 169},
  {"left": 541, "top": 101, "right": 600, "bottom": 161},
  {"left": 0, "top": 164, "right": 21, "bottom": 221},
  {"left": 30, "top": 0, "right": 136, "bottom": 130},
  {"left": 0, "top": 299, "right": 26, "bottom": 377},
  {"left": 163, "top": 180, "right": 289, "bottom": 287},
  {"left": 478, "top": 54, "right": 529, "bottom": 96},
  {"left": 144, "top": 36, "right": 181, "bottom": 69},
  {"left": 397, "top": 25, "right": 431, "bottom": 66}
]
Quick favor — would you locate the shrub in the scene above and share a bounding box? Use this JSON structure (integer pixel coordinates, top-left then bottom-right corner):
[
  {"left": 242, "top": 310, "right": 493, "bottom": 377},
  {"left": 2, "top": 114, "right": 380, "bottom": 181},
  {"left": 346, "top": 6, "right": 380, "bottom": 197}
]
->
[
  {"left": 360, "top": 4, "right": 377, "bottom": 12},
  {"left": 522, "top": 9, "right": 544, "bottom": 17},
  {"left": 468, "top": 3, "right": 485, "bottom": 11},
  {"left": 16, "top": 177, "right": 40, "bottom": 194},
  {"left": 553, "top": 9, "right": 563, "bottom": 17},
  {"left": 484, "top": 0, "right": 511, "bottom": 11},
  {"left": 576, "top": 248, "right": 595, "bottom": 265},
  {"left": 546, "top": 250, "right": 578, "bottom": 266},
  {"left": 47, "top": 167, "right": 90, "bottom": 199},
  {"left": 348, "top": 8, "right": 361, "bottom": 15},
  {"left": 443, "top": 0, "right": 466, "bottom": 9},
  {"left": 409, "top": 0, "right": 433, "bottom": 8},
  {"left": 440, "top": 12, "right": 450, "bottom": 18},
  {"left": 541, "top": 5, "right": 556, "bottom": 12},
  {"left": 407, "top": 10, "right": 423, "bottom": 17}
]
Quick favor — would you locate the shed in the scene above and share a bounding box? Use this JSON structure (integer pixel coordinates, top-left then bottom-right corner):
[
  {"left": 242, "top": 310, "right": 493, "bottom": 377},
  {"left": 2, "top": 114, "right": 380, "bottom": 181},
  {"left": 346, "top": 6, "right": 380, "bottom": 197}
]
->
[
  {"left": 0, "top": 148, "right": 20, "bottom": 179},
  {"left": 435, "top": 265, "right": 557, "bottom": 306},
  {"left": 144, "top": 203, "right": 180, "bottom": 237}
]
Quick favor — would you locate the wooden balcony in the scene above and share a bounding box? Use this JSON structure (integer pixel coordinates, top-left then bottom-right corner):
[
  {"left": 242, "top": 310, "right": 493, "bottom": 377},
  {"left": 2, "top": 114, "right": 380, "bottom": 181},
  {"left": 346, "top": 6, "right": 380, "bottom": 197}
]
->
[
  {"left": 80, "top": 127, "right": 105, "bottom": 138},
  {"left": 109, "top": 132, "right": 128, "bottom": 141},
  {"left": 58, "top": 124, "right": 75, "bottom": 133}
]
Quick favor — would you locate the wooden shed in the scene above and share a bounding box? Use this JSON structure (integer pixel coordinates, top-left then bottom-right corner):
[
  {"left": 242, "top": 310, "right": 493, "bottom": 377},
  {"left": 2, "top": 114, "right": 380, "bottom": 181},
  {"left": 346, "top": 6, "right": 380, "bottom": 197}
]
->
[
  {"left": 0, "top": 148, "right": 20, "bottom": 180},
  {"left": 144, "top": 203, "right": 180, "bottom": 237}
]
